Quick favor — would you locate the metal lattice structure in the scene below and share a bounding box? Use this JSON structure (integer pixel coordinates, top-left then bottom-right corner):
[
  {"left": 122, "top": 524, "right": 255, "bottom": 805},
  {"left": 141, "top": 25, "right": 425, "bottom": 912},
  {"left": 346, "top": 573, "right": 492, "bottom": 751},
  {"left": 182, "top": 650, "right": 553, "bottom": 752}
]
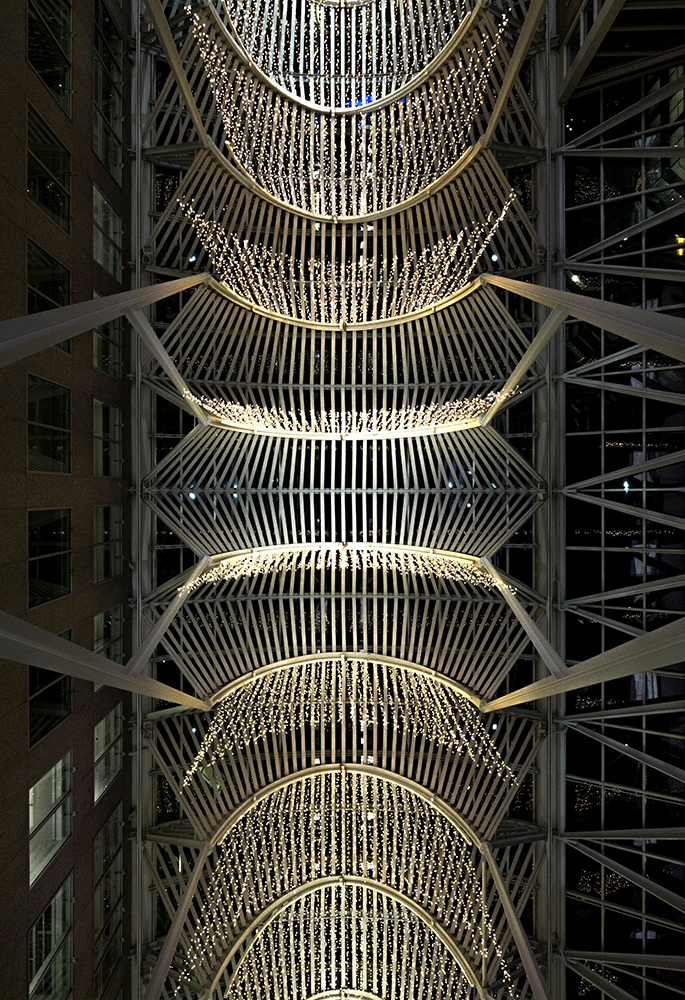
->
[
  {"left": 0, "top": 1, "right": 683, "bottom": 999},
  {"left": 133, "top": 2, "right": 553, "bottom": 995}
]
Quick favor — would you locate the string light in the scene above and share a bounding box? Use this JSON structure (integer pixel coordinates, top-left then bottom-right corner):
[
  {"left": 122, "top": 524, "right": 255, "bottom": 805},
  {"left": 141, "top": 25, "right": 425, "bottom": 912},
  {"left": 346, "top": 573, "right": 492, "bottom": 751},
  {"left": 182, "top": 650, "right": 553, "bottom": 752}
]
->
[
  {"left": 183, "top": 388, "right": 512, "bottom": 435},
  {"left": 177, "top": 194, "right": 516, "bottom": 323},
  {"left": 191, "top": 8, "right": 511, "bottom": 215},
  {"left": 173, "top": 776, "right": 518, "bottom": 997},
  {"left": 178, "top": 545, "right": 499, "bottom": 592},
  {"left": 181, "top": 659, "right": 516, "bottom": 788},
  {"left": 218, "top": 0, "right": 477, "bottom": 107}
]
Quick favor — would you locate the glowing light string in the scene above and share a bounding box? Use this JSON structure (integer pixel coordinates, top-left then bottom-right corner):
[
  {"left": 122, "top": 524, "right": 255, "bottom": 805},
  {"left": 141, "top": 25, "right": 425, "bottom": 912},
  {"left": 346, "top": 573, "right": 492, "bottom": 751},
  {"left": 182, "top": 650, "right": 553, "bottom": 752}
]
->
[
  {"left": 219, "top": 0, "right": 479, "bottom": 106},
  {"left": 177, "top": 194, "right": 516, "bottom": 323},
  {"left": 183, "top": 389, "right": 513, "bottom": 435},
  {"left": 190, "top": 9, "right": 511, "bottom": 215},
  {"left": 178, "top": 545, "right": 501, "bottom": 592},
  {"left": 181, "top": 659, "right": 517, "bottom": 788}
]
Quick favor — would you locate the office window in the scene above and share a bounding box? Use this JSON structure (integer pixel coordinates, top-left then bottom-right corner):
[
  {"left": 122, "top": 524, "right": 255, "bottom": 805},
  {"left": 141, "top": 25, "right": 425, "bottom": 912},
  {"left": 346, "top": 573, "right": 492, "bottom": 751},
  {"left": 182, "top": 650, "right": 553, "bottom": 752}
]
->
[
  {"left": 27, "top": 240, "right": 70, "bottom": 314},
  {"left": 28, "top": 874, "right": 73, "bottom": 999},
  {"left": 93, "top": 186, "right": 122, "bottom": 280},
  {"left": 27, "top": 0, "right": 72, "bottom": 114},
  {"left": 94, "top": 505, "right": 123, "bottom": 582},
  {"left": 28, "top": 509, "right": 71, "bottom": 607},
  {"left": 29, "top": 667, "right": 71, "bottom": 747},
  {"left": 94, "top": 316, "right": 123, "bottom": 377},
  {"left": 94, "top": 703, "right": 123, "bottom": 802},
  {"left": 93, "top": 0, "right": 123, "bottom": 183},
  {"left": 94, "top": 400, "right": 122, "bottom": 476},
  {"left": 94, "top": 604, "right": 124, "bottom": 663},
  {"left": 94, "top": 804, "right": 123, "bottom": 997},
  {"left": 27, "top": 106, "right": 71, "bottom": 230},
  {"left": 29, "top": 753, "right": 72, "bottom": 884},
  {"left": 28, "top": 376, "right": 71, "bottom": 473}
]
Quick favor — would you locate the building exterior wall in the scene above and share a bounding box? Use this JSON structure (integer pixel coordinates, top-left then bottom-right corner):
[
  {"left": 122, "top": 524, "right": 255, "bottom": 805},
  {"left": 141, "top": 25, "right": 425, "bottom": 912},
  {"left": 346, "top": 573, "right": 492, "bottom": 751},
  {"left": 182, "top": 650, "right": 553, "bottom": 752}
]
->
[{"left": 0, "top": 0, "right": 133, "bottom": 995}]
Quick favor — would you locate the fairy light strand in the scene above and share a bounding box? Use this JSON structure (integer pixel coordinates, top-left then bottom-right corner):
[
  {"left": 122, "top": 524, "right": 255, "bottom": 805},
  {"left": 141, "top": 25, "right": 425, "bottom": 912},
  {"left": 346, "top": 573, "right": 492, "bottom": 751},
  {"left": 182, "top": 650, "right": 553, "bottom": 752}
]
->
[
  {"left": 177, "top": 194, "right": 516, "bottom": 323},
  {"left": 182, "top": 389, "right": 512, "bottom": 434},
  {"left": 181, "top": 659, "right": 516, "bottom": 788},
  {"left": 178, "top": 546, "right": 499, "bottom": 592}
]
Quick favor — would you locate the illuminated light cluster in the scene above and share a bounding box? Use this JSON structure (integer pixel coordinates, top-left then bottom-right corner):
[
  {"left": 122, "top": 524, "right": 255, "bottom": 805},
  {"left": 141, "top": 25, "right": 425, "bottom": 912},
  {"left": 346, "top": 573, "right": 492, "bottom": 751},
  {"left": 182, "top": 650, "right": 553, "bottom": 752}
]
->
[
  {"left": 229, "top": 887, "right": 477, "bottom": 1000},
  {"left": 181, "top": 659, "right": 516, "bottom": 788},
  {"left": 178, "top": 195, "right": 515, "bottom": 323},
  {"left": 192, "top": 9, "right": 510, "bottom": 215},
  {"left": 219, "top": 0, "right": 471, "bottom": 106},
  {"left": 183, "top": 388, "right": 511, "bottom": 434},
  {"left": 179, "top": 545, "right": 497, "bottom": 592},
  {"left": 173, "top": 775, "right": 516, "bottom": 997}
]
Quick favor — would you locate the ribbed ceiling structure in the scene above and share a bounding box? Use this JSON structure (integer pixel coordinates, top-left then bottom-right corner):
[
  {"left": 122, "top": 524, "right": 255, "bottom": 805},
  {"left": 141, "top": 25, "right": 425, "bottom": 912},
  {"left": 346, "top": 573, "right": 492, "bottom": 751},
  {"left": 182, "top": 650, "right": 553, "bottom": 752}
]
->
[{"left": 140, "top": 1, "right": 557, "bottom": 998}]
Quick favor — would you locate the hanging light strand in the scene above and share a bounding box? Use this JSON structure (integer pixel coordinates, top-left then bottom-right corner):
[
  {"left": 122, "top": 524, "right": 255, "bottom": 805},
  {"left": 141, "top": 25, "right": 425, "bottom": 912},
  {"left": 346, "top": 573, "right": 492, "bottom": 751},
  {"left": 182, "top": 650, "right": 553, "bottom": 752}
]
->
[
  {"left": 178, "top": 545, "right": 499, "bottom": 593},
  {"left": 177, "top": 193, "right": 516, "bottom": 323},
  {"left": 183, "top": 389, "right": 512, "bottom": 434}
]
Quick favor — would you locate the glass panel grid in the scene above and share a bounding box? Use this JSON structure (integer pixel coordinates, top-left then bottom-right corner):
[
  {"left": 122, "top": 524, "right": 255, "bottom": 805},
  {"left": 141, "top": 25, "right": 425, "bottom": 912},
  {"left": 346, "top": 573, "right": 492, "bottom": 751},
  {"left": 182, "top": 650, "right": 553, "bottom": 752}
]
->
[
  {"left": 93, "top": 399, "right": 123, "bottom": 476},
  {"left": 28, "top": 508, "right": 71, "bottom": 607},
  {"left": 27, "top": 0, "right": 72, "bottom": 114},
  {"left": 93, "top": 505, "right": 123, "bottom": 582},
  {"left": 94, "top": 704, "right": 123, "bottom": 802},
  {"left": 93, "top": 0, "right": 123, "bottom": 183},
  {"left": 28, "top": 873, "right": 73, "bottom": 1000},
  {"left": 93, "top": 186, "right": 123, "bottom": 280},
  {"left": 28, "top": 376, "right": 71, "bottom": 473},
  {"left": 29, "top": 754, "right": 72, "bottom": 883},
  {"left": 27, "top": 105, "right": 71, "bottom": 230}
]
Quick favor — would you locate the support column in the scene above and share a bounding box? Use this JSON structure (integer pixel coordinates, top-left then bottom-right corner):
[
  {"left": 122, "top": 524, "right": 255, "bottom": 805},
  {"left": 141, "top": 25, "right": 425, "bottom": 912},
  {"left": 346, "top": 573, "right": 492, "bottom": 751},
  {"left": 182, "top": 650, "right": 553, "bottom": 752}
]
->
[
  {"left": 482, "top": 617, "right": 685, "bottom": 711},
  {"left": 0, "top": 276, "right": 206, "bottom": 367},
  {"left": 0, "top": 610, "right": 210, "bottom": 710}
]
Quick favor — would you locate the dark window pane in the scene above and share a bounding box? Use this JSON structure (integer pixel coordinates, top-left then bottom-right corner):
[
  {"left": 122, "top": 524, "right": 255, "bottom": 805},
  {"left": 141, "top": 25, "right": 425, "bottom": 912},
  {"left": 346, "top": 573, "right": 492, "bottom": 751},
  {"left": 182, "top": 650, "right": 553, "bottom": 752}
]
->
[
  {"left": 27, "top": 241, "right": 70, "bottom": 312},
  {"left": 29, "top": 672, "right": 71, "bottom": 745},
  {"left": 28, "top": 509, "right": 71, "bottom": 607},
  {"left": 28, "top": 551, "right": 71, "bottom": 606},
  {"left": 27, "top": 0, "right": 71, "bottom": 114}
]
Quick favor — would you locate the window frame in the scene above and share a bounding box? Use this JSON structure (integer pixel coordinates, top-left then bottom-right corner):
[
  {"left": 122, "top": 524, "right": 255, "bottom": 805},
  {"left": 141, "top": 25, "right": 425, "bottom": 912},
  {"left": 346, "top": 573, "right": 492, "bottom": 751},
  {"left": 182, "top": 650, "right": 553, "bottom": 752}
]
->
[
  {"left": 93, "top": 399, "right": 123, "bottom": 477},
  {"left": 28, "top": 873, "right": 73, "bottom": 999},
  {"left": 93, "top": 0, "right": 124, "bottom": 184},
  {"left": 94, "top": 604, "right": 124, "bottom": 663},
  {"left": 93, "top": 316, "right": 124, "bottom": 378},
  {"left": 27, "top": 104, "right": 71, "bottom": 231},
  {"left": 93, "top": 185, "right": 123, "bottom": 281},
  {"left": 26, "top": 0, "right": 72, "bottom": 116},
  {"left": 29, "top": 753, "right": 73, "bottom": 884},
  {"left": 93, "top": 505, "right": 123, "bottom": 583},
  {"left": 28, "top": 508, "right": 72, "bottom": 608},
  {"left": 94, "top": 703, "right": 123, "bottom": 802},
  {"left": 27, "top": 374, "right": 72, "bottom": 474},
  {"left": 93, "top": 803, "right": 124, "bottom": 997}
]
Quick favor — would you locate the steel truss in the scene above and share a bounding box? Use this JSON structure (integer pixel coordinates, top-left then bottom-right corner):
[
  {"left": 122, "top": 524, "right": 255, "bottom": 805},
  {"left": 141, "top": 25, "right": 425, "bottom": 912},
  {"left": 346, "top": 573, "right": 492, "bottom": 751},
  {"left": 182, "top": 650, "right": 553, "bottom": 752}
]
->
[{"left": 1, "top": 0, "right": 684, "bottom": 998}]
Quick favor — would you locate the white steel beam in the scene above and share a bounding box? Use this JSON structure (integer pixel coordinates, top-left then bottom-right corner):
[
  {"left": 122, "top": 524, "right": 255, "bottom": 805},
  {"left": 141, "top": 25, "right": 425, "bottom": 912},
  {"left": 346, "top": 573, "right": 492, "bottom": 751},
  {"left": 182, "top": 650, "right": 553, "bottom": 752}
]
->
[
  {"left": 567, "top": 840, "right": 685, "bottom": 914},
  {"left": 566, "top": 449, "right": 685, "bottom": 491},
  {"left": 482, "top": 617, "right": 685, "bottom": 711},
  {"left": 558, "top": 0, "right": 626, "bottom": 104},
  {"left": 558, "top": 827, "right": 685, "bottom": 841},
  {"left": 566, "top": 721, "right": 685, "bottom": 785},
  {"left": 481, "top": 844, "right": 551, "bottom": 1000},
  {"left": 482, "top": 0, "right": 549, "bottom": 144},
  {"left": 126, "top": 307, "right": 209, "bottom": 421},
  {"left": 143, "top": 842, "right": 213, "bottom": 1000},
  {"left": 482, "top": 305, "right": 569, "bottom": 424},
  {"left": 0, "top": 275, "right": 206, "bottom": 367},
  {"left": 564, "top": 491, "right": 685, "bottom": 533},
  {"left": 0, "top": 610, "right": 210, "bottom": 710},
  {"left": 564, "top": 952, "right": 685, "bottom": 970},
  {"left": 126, "top": 557, "right": 210, "bottom": 676},
  {"left": 482, "top": 275, "right": 685, "bottom": 362},
  {"left": 481, "top": 559, "right": 568, "bottom": 679}
]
